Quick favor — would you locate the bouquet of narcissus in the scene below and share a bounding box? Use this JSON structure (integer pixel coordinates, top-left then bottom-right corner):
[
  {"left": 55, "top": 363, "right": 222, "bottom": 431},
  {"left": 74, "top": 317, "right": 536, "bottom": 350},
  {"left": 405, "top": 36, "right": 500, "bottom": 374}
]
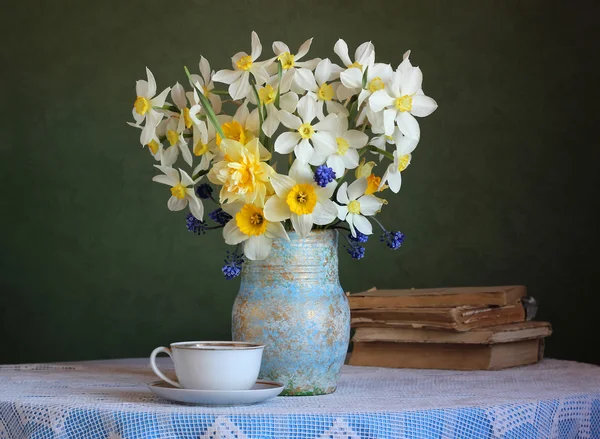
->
[{"left": 128, "top": 32, "right": 437, "bottom": 279}]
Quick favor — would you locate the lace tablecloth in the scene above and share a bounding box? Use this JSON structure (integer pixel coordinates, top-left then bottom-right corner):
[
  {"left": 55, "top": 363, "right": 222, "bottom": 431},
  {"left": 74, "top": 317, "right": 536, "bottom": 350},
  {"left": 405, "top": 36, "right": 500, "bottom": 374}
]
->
[{"left": 1, "top": 358, "right": 599, "bottom": 439}]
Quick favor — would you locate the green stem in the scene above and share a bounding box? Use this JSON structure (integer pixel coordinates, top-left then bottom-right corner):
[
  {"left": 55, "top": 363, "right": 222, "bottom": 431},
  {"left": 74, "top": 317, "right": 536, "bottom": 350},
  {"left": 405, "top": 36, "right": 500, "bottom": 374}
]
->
[
  {"left": 368, "top": 145, "right": 394, "bottom": 161},
  {"left": 250, "top": 83, "right": 266, "bottom": 146},
  {"left": 210, "top": 89, "right": 230, "bottom": 96},
  {"left": 184, "top": 66, "right": 225, "bottom": 140},
  {"left": 192, "top": 168, "right": 210, "bottom": 181},
  {"left": 274, "top": 61, "right": 283, "bottom": 107},
  {"left": 155, "top": 105, "right": 179, "bottom": 112}
]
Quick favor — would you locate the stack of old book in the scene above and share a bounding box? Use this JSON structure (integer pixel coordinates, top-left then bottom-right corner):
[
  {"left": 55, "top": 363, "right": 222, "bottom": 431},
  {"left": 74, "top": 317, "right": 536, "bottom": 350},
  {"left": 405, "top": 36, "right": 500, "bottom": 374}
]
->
[{"left": 348, "top": 285, "right": 552, "bottom": 370}]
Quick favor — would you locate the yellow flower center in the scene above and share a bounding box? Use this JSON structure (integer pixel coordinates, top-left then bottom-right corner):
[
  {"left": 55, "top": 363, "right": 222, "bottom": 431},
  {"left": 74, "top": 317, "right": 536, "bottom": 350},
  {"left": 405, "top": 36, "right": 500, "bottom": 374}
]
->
[
  {"left": 347, "top": 200, "right": 361, "bottom": 214},
  {"left": 365, "top": 174, "right": 382, "bottom": 195},
  {"left": 167, "top": 130, "right": 179, "bottom": 146},
  {"left": 286, "top": 183, "right": 317, "bottom": 215},
  {"left": 236, "top": 204, "right": 268, "bottom": 236},
  {"left": 397, "top": 154, "right": 411, "bottom": 172},
  {"left": 278, "top": 51, "right": 295, "bottom": 70},
  {"left": 134, "top": 96, "right": 150, "bottom": 115},
  {"left": 183, "top": 108, "right": 193, "bottom": 129},
  {"left": 194, "top": 141, "right": 209, "bottom": 156},
  {"left": 170, "top": 184, "right": 187, "bottom": 200},
  {"left": 395, "top": 95, "right": 413, "bottom": 112},
  {"left": 336, "top": 137, "right": 349, "bottom": 155},
  {"left": 349, "top": 61, "right": 363, "bottom": 69},
  {"left": 317, "top": 83, "right": 334, "bottom": 101},
  {"left": 368, "top": 77, "right": 385, "bottom": 93},
  {"left": 258, "top": 84, "right": 276, "bottom": 105},
  {"left": 236, "top": 55, "right": 253, "bottom": 71},
  {"left": 216, "top": 121, "right": 248, "bottom": 146},
  {"left": 298, "top": 123, "right": 314, "bottom": 139},
  {"left": 202, "top": 85, "right": 210, "bottom": 96},
  {"left": 146, "top": 139, "right": 160, "bottom": 155}
]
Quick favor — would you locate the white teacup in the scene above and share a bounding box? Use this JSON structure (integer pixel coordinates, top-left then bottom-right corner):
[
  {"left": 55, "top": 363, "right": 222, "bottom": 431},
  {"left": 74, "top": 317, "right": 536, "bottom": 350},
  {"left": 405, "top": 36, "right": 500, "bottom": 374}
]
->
[{"left": 150, "top": 341, "right": 264, "bottom": 390}]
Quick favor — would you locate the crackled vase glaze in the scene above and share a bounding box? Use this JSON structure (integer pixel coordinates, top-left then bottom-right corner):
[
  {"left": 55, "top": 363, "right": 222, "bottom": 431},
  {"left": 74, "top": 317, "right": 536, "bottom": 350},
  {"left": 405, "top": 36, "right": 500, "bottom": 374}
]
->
[{"left": 232, "top": 230, "right": 350, "bottom": 396}]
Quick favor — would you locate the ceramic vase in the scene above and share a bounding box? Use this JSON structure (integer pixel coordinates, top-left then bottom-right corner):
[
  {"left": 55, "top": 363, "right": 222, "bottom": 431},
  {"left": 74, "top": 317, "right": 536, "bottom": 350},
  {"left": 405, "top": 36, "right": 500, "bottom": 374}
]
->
[{"left": 232, "top": 230, "right": 350, "bottom": 396}]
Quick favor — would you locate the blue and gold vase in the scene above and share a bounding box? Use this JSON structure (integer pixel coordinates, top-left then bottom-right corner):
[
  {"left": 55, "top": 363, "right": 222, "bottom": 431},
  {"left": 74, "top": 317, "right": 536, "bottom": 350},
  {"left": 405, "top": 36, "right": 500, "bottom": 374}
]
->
[{"left": 232, "top": 230, "right": 350, "bottom": 396}]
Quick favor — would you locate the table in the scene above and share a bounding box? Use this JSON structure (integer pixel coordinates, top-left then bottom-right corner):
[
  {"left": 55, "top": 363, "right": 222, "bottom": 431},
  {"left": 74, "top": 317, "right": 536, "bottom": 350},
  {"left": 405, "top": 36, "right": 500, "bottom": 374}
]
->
[{"left": 1, "top": 358, "right": 599, "bottom": 439}]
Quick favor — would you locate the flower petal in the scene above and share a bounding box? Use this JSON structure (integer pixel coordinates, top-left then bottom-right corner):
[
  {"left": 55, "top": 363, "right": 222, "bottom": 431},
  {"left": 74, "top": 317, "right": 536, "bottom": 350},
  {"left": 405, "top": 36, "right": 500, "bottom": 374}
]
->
[
  {"left": 212, "top": 69, "right": 242, "bottom": 85},
  {"left": 411, "top": 95, "right": 438, "bottom": 117},
  {"left": 151, "top": 87, "right": 171, "bottom": 107},
  {"left": 136, "top": 79, "right": 148, "bottom": 99},
  {"left": 178, "top": 141, "right": 193, "bottom": 167},
  {"left": 341, "top": 148, "right": 359, "bottom": 169},
  {"left": 160, "top": 145, "right": 178, "bottom": 167},
  {"left": 277, "top": 111, "right": 302, "bottom": 129},
  {"left": 223, "top": 220, "right": 248, "bottom": 245},
  {"left": 262, "top": 113, "right": 280, "bottom": 137},
  {"left": 295, "top": 38, "right": 313, "bottom": 60},
  {"left": 291, "top": 213, "right": 312, "bottom": 237},
  {"left": 369, "top": 90, "right": 395, "bottom": 112},
  {"left": 279, "top": 92, "right": 299, "bottom": 113},
  {"left": 250, "top": 31, "right": 262, "bottom": 61},
  {"left": 311, "top": 131, "right": 337, "bottom": 156},
  {"left": 289, "top": 159, "right": 314, "bottom": 183},
  {"left": 171, "top": 82, "right": 187, "bottom": 110},
  {"left": 146, "top": 67, "right": 157, "bottom": 97},
  {"left": 334, "top": 39, "right": 352, "bottom": 67},
  {"left": 313, "top": 113, "right": 338, "bottom": 132},
  {"left": 313, "top": 200, "right": 338, "bottom": 225},
  {"left": 167, "top": 196, "right": 187, "bottom": 211},
  {"left": 272, "top": 40, "right": 290, "bottom": 56},
  {"left": 355, "top": 41, "right": 375, "bottom": 65},
  {"left": 270, "top": 173, "right": 296, "bottom": 198},
  {"left": 250, "top": 64, "right": 270, "bottom": 85},
  {"left": 266, "top": 221, "right": 289, "bottom": 241},
  {"left": 384, "top": 108, "right": 397, "bottom": 136},
  {"left": 315, "top": 58, "right": 333, "bottom": 85},
  {"left": 199, "top": 56, "right": 211, "bottom": 82},
  {"left": 244, "top": 234, "right": 272, "bottom": 260},
  {"left": 264, "top": 195, "right": 291, "bottom": 222},
  {"left": 152, "top": 175, "right": 172, "bottom": 186},
  {"left": 387, "top": 167, "right": 402, "bottom": 193},
  {"left": 340, "top": 68, "right": 363, "bottom": 89},
  {"left": 294, "top": 68, "right": 318, "bottom": 93},
  {"left": 229, "top": 72, "right": 251, "bottom": 100},
  {"left": 336, "top": 182, "right": 349, "bottom": 204},
  {"left": 396, "top": 111, "right": 420, "bottom": 140},
  {"left": 294, "top": 138, "right": 314, "bottom": 162},
  {"left": 297, "top": 95, "right": 318, "bottom": 123},
  {"left": 188, "top": 196, "right": 204, "bottom": 220},
  {"left": 400, "top": 66, "right": 423, "bottom": 96},
  {"left": 327, "top": 155, "right": 345, "bottom": 177},
  {"left": 337, "top": 204, "right": 349, "bottom": 220},
  {"left": 325, "top": 100, "right": 349, "bottom": 117},
  {"left": 274, "top": 131, "right": 301, "bottom": 154},
  {"left": 357, "top": 195, "right": 383, "bottom": 216},
  {"left": 343, "top": 130, "right": 368, "bottom": 148},
  {"left": 154, "top": 164, "right": 180, "bottom": 183},
  {"left": 352, "top": 214, "right": 373, "bottom": 235},
  {"left": 347, "top": 177, "right": 368, "bottom": 200}
]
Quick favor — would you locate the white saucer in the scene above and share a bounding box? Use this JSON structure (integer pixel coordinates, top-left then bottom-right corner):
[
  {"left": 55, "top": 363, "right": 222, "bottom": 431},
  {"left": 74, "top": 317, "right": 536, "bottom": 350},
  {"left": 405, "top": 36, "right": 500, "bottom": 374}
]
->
[{"left": 148, "top": 380, "right": 284, "bottom": 405}]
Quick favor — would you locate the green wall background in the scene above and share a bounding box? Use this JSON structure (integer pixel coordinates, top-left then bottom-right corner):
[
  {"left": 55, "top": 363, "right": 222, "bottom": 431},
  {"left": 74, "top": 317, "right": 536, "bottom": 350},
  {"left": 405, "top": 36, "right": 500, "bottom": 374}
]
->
[{"left": 1, "top": 0, "right": 598, "bottom": 365}]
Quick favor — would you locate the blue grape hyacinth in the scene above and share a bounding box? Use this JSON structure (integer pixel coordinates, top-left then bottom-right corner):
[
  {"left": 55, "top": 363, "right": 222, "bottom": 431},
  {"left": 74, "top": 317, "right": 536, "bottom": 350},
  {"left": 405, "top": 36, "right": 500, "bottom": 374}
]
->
[
  {"left": 313, "top": 165, "right": 336, "bottom": 188},
  {"left": 222, "top": 251, "right": 244, "bottom": 280}
]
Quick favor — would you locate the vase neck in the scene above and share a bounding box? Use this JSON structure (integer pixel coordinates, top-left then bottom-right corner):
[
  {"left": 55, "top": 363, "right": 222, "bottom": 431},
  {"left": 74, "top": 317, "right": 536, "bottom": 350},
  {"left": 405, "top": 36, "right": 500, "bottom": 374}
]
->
[{"left": 241, "top": 230, "right": 339, "bottom": 283}]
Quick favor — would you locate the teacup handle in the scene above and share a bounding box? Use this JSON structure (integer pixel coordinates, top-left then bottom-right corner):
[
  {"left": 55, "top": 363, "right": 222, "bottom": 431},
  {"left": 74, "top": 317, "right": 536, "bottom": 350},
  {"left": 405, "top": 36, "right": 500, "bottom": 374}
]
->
[{"left": 150, "top": 347, "right": 182, "bottom": 388}]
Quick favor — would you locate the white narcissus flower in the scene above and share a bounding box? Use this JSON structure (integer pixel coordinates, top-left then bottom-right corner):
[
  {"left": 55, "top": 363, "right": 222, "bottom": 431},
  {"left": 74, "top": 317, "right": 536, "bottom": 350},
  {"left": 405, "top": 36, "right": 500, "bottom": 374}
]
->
[
  {"left": 157, "top": 116, "right": 193, "bottom": 167},
  {"left": 152, "top": 165, "right": 204, "bottom": 220},
  {"left": 222, "top": 201, "right": 289, "bottom": 260},
  {"left": 264, "top": 161, "right": 339, "bottom": 237},
  {"left": 293, "top": 58, "right": 348, "bottom": 120},
  {"left": 311, "top": 115, "right": 368, "bottom": 176},
  {"left": 272, "top": 38, "right": 320, "bottom": 91},
  {"left": 333, "top": 40, "right": 375, "bottom": 100},
  {"left": 215, "top": 103, "right": 260, "bottom": 148},
  {"left": 127, "top": 110, "right": 164, "bottom": 161},
  {"left": 212, "top": 31, "right": 272, "bottom": 100},
  {"left": 250, "top": 75, "right": 299, "bottom": 137},
  {"left": 336, "top": 178, "right": 384, "bottom": 237},
  {"left": 340, "top": 62, "right": 393, "bottom": 107},
  {"left": 187, "top": 56, "right": 222, "bottom": 115},
  {"left": 275, "top": 95, "right": 337, "bottom": 164},
  {"left": 132, "top": 67, "right": 171, "bottom": 125},
  {"left": 191, "top": 119, "right": 218, "bottom": 176},
  {"left": 369, "top": 54, "right": 438, "bottom": 138},
  {"left": 170, "top": 82, "right": 194, "bottom": 135},
  {"left": 380, "top": 132, "right": 419, "bottom": 193}
]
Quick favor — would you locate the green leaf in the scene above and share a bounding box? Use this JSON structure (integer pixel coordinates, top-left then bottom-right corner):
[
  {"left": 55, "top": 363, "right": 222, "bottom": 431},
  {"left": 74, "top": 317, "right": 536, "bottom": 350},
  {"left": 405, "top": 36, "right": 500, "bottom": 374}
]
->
[
  {"left": 184, "top": 66, "right": 225, "bottom": 140},
  {"left": 362, "top": 66, "right": 369, "bottom": 89},
  {"left": 275, "top": 61, "right": 283, "bottom": 107},
  {"left": 250, "top": 83, "right": 266, "bottom": 146}
]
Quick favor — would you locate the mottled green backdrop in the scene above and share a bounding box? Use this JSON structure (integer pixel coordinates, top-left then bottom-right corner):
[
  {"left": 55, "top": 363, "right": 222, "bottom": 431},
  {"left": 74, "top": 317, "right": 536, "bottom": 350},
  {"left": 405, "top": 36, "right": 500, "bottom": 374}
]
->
[{"left": 1, "top": 0, "right": 598, "bottom": 365}]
